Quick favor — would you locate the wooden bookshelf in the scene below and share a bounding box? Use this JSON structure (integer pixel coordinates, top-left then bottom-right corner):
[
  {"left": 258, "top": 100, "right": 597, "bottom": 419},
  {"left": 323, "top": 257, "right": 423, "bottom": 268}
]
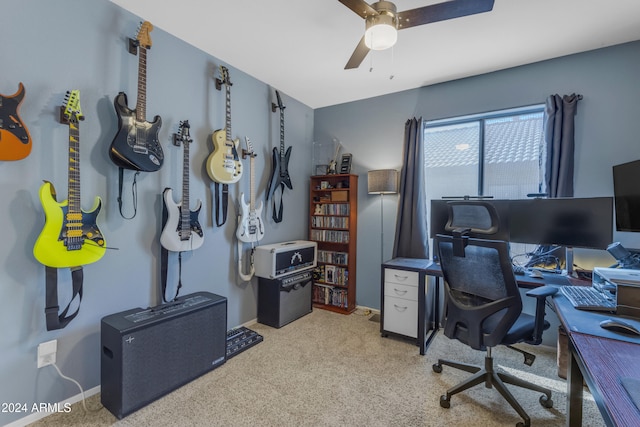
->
[{"left": 309, "top": 174, "right": 357, "bottom": 314}]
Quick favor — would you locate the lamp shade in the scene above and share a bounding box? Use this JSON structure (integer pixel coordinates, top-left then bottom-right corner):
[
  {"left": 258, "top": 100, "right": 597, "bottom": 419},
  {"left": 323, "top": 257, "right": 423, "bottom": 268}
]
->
[
  {"left": 364, "top": 12, "right": 398, "bottom": 51},
  {"left": 368, "top": 169, "right": 398, "bottom": 194}
]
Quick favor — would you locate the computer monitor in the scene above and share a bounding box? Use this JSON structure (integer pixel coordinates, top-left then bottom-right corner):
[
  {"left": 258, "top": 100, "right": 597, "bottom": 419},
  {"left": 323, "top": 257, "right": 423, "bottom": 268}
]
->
[
  {"left": 613, "top": 160, "right": 640, "bottom": 232},
  {"left": 509, "top": 197, "right": 613, "bottom": 250}
]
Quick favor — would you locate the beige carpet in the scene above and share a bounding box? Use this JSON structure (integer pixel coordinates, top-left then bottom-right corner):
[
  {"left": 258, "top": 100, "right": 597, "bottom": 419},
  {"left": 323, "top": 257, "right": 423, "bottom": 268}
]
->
[{"left": 29, "top": 309, "right": 604, "bottom": 427}]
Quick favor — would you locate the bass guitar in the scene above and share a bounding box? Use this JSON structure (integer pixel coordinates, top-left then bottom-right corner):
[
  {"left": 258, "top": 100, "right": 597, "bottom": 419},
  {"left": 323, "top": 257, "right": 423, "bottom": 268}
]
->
[
  {"left": 0, "top": 82, "right": 32, "bottom": 161},
  {"left": 160, "top": 120, "right": 204, "bottom": 252},
  {"left": 33, "top": 90, "right": 106, "bottom": 268},
  {"left": 236, "top": 137, "right": 264, "bottom": 243},
  {"left": 206, "top": 66, "right": 242, "bottom": 184},
  {"left": 109, "top": 21, "right": 163, "bottom": 172}
]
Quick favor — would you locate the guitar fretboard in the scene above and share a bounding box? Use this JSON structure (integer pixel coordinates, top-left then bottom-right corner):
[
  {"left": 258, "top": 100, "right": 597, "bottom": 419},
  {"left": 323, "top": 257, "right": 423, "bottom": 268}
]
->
[
  {"left": 180, "top": 132, "right": 191, "bottom": 240},
  {"left": 225, "top": 83, "right": 232, "bottom": 144},
  {"left": 135, "top": 46, "right": 147, "bottom": 122},
  {"left": 67, "top": 120, "right": 81, "bottom": 215}
]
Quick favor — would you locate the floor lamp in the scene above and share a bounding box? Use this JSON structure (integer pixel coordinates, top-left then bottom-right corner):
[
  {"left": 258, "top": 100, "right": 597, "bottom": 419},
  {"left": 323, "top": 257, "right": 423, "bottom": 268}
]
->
[{"left": 368, "top": 169, "right": 399, "bottom": 263}]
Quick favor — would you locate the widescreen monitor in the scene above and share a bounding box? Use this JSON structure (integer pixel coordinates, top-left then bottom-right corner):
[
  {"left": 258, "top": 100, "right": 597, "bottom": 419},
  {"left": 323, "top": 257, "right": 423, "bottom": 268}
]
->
[
  {"left": 509, "top": 197, "right": 613, "bottom": 250},
  {"left": 613, "top": 160, "right": 640, "bottom": 232}
]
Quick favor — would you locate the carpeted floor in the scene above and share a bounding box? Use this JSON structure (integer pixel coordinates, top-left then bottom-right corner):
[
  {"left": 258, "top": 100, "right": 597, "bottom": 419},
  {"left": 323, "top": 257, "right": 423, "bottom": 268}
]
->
[{"left": 29, "top": 309, "right": 604, "bottom": 426}]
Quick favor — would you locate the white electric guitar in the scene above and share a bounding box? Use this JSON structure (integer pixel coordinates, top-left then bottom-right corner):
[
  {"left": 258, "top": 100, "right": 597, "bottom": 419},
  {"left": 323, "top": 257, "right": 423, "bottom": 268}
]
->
[
  {"left": 160, "top": 120, "right": 204, "bottom": 252},
  {"left": 236, "top": 137, "right": 265, "bottom": 243}
]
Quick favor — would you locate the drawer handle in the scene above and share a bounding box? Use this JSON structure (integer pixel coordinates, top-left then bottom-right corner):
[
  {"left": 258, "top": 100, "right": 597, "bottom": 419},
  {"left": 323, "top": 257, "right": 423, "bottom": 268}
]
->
[
  {"left": 393, "top": 288, "right": 407, "bottom": 296},
  {"left": 393, "top": 304, "right": 408, "bottom": 312},
  {"left": 394, "top": 274, "right": 409, "bottom": 282}
]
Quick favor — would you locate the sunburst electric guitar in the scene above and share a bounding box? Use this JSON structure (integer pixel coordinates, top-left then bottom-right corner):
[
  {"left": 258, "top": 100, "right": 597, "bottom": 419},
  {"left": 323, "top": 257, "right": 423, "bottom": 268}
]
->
[
  {"left": 236, "top": 137, "right": 264, "bottom": 243},
  {"left": 33, "top": 90, "right": 106, "bottom": 268},
  {"left": 109, "top": 21, "right": 163, "bottom": 172},
  {"left": 0, "top": 82, "right": 32, "bottom": 161},
  {"left": 206, "top": 66, "right": 242, "bottom": 184},
  {"left": 160, "top": 120, "right": 204, "bottom": 252}
]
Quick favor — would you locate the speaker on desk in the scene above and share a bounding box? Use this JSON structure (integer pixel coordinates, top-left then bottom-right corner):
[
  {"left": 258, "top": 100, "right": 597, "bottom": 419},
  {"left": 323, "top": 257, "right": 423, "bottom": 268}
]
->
[{"left": 101, "top": 292, "right": 227, "bottom": 419}]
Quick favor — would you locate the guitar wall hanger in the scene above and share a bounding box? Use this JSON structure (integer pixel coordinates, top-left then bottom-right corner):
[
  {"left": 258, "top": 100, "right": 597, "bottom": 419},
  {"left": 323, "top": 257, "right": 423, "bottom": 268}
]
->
[
  {"left": 242, "top": 148, "right": 257, "bottom": 160},
  {"left": 58, "top": 105, "right": 84, "bottom": 124}
]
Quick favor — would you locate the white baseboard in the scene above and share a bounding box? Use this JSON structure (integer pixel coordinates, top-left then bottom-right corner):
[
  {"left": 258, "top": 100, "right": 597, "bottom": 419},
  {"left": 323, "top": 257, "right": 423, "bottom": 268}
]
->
[{"left": 4, "top": 385, "right": 101, "bottom": 427}]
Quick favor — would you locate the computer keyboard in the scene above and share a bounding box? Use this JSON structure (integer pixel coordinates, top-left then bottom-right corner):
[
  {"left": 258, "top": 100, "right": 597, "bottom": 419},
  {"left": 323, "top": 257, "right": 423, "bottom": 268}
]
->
[
  {"left": 226, "top": 326, "right": 263, "bottom": 359},
  {"left": 560, "top": 286, "right": 616, "bottom": 312}
]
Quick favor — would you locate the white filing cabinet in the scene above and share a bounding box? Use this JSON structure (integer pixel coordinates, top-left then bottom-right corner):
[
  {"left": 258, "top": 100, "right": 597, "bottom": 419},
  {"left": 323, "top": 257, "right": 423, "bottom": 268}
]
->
[{"left": 381, "top": 258, "right": 433, "bottom": 344}]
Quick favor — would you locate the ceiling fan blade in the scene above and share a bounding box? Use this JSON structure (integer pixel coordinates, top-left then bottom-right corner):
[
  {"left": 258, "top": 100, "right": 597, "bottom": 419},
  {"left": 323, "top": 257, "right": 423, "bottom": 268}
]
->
[
  {"left": 397, "top": 0, "right": 494, "bottom": 30},
  {"left": 338, "top": 0, "right": 378, "bottom": 19},
  {"left": 344, "top": 36, "right": 370, "bottom": 69}
]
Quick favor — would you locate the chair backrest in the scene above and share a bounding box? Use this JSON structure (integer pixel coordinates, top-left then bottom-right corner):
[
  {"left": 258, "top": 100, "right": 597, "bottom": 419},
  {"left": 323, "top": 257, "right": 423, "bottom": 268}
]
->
[
  {"left": 436, "top": 234, "right": 522, "bottom": 350},
  {"left": 445, "top": 201, "right": 500, "bottom": 236}
]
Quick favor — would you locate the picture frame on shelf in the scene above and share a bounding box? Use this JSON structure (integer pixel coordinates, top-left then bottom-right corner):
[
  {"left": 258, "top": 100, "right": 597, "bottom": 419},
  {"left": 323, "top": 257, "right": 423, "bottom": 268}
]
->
[{"left": 339, "top": 153, "right": 352, "bottom": 174}]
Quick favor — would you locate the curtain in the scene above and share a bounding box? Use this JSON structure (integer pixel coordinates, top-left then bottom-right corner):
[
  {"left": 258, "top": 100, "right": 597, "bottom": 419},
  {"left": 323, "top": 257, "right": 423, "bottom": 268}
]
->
[
  {"left": 544, "top": 93, "right": 581, "bottom": 198},
  {"left": 392, "top": 117, "right": 429, "bottom": 259}
]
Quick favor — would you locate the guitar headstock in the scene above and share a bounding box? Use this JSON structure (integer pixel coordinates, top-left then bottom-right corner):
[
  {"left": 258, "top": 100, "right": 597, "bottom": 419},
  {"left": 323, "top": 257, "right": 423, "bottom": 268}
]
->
[
  {"left": 173, "top": 120, "right": 192, "bottom": 147},
  {"left": 61, "top": 90, "right": 83, "bottom": 124},
  {"left": 136, "top": 21, "right": 154, "bottom": 49},
  {"left": 271, "top": 89, "right": 286, "bottom": 113},
  {"left": 242, "top": 136, "right": 256, "bottom": 159},
  {"left": 215, "top": 65, "right": 232, "bottom": 90}
]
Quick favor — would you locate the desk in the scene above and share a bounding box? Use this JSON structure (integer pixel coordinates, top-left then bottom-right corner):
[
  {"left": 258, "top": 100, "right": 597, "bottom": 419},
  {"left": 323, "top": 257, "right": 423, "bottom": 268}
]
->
[{"left": 553, "top": 292, "right": 640, "bottom": 426}]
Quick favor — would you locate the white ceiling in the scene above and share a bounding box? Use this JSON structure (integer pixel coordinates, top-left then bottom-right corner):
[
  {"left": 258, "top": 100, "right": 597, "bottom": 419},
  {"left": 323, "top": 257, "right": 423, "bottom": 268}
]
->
[{"left": 110, "top": 0, "right": 640, "bottom": 109}]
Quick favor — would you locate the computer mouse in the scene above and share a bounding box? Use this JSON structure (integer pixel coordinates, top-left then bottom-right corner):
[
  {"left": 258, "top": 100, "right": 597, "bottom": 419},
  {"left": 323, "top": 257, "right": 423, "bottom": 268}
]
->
[
  {"left": 599, "top": 319, "right": 640, "bottom": 336},
  {"left": 528, "top": 270, "right": 544, "bottom": 279}
]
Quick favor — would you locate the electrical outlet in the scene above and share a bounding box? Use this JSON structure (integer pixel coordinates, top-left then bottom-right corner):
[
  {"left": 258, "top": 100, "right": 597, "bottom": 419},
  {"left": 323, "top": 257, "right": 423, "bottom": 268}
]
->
[{"left": 37, "top": 339, "right": 57, "bottom": 368}]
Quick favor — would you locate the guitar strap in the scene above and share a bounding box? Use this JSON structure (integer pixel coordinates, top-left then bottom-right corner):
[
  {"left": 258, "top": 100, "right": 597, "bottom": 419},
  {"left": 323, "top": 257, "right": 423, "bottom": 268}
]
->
[
  {"left": 214, "top": 182, "right": 229, "bottom": 227},
  {"left": 160, "top": 198, "right": 183, "bottom": 303},
  {"left": 272, "top": 182, "right": 285, "bottom": 223},
  {"left": 117, "top": 167, "right": 140, "bottom": 220},
  {"left": 44, "top": 266, "right": 83, "bottom": 331}
]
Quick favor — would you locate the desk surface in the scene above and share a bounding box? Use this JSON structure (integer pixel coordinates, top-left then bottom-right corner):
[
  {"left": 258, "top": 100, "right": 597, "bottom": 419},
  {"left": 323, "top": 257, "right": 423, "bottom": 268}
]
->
[{"left": 554, "top": 293, "right": 640, "bottom": 427}]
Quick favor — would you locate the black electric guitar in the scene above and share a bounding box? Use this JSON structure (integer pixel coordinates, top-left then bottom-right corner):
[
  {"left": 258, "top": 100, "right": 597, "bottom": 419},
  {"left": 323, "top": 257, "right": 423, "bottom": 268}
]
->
[
  {"left": 109, "top": 21, "right": 163, "bottom": 172},
  {"left": 160, "top": 121, "right": 204, "bottom": 252},
  {"left": 33, "top": 90, "right": 106, "bottom": 268},
  {"left": 0, "top": 82, "right": 32, "bottom": 161},
  {"left": 267, "top": 90, "right": 292, "bottom": 198},
  {"left": 236, "top": 137, "right": 264, "bottom": 243}
]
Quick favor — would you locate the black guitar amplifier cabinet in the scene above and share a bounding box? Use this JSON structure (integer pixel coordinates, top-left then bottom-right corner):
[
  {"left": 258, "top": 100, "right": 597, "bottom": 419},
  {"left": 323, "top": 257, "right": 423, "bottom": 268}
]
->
[
  {"left": 258, "top": 270, "right": 313, "bottom": 328},
  {"left": 100, "top": 292, "right": 227, "bottom": 419}
]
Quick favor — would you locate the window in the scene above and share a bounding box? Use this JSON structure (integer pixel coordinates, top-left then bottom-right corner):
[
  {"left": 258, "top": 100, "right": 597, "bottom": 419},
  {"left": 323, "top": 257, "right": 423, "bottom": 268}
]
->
[
  {"left": 424, "top": 105, "right": 546, "bottom": 262},
  {"left": 424, "top": 105, "right": 545, "bottom": 201}
]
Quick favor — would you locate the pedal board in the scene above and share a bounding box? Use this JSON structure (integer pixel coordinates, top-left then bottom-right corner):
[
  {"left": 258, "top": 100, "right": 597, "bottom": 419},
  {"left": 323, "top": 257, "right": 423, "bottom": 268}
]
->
[{"left": 226, "top": 326, "right": 263, "bottom": 359}]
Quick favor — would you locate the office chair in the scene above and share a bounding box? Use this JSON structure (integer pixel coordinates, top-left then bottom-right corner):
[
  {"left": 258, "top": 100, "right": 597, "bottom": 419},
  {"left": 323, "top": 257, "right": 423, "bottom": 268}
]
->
[{"left": 432, "top": 203, "right": 558, "bottom": 427}]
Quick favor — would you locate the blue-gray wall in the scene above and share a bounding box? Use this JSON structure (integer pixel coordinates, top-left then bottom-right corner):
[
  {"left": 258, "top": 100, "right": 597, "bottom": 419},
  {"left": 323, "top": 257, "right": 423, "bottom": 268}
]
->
[
  {"left": 1, "top": 1, "right": 313, "bottom": 424},
  {"left": 314, "top": 40, "right": 640, "bottom": 311},
  {"left": 3, "top": 0, "right": 640, "bottom": 423}
]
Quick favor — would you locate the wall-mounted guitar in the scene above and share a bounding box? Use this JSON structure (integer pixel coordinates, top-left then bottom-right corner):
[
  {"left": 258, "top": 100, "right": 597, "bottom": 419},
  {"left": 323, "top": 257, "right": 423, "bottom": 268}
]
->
[
  {"left": 33, "top": 90, "right": 106, "bottom": 268},
  {"left": 206, "top": 66, "right": 242, "bottom": 184},
  {"left": 0, "top": 83, "right": 32, "bottom": 161},
  {"left": 236, "top": 137, "right": 264, "bottom": 243},
  {"left": 266, "top": 89, "right": 292, "bottom": 223},
  {"left": 109, "top": 21, "right": 163, "bottom": 172},
  {"left": 160, "top": 120, "right": 204, "bottom": 252}
]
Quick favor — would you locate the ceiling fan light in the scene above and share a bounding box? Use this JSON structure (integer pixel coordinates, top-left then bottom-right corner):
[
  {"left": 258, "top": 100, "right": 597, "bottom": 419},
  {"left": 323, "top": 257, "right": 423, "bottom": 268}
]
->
[{"left": 364, "top": 12, "right": 398, "bottom": 51}]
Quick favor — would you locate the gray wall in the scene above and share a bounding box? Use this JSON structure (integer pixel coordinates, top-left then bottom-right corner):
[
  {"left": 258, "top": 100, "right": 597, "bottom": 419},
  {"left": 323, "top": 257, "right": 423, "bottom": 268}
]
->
[
  {"left": 314, "top": 40, "right": 640, "bottom": 311},
  {"left": 1, "top": 1, "right": 313, "bottom": 424}
]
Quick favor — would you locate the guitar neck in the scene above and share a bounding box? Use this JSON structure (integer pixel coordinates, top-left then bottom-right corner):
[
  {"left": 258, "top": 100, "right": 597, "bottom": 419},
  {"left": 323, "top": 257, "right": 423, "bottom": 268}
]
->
[
  {"left": 67, "top": 120, "right": 81, "bottom": 215},
  {"left": 279, "top": 109, "right": 285, "bottom": 161},
  {"left": 135, "top": 46, "right": 147, "bottom": 122},
  {"left": 249, "top": 156, "right": 255, "bottom": 211},
  {"left": 225, "top": 84, "right": 232, "bottom": 141},
  {"left": 181, "top": 137, "right": 190, "bottom": 233}
]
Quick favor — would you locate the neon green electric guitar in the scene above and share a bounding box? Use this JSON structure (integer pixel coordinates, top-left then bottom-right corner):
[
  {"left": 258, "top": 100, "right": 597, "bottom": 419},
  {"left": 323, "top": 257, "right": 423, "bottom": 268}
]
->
[{"left": 33, "top": 90, "right": 106, "bottom": 268}]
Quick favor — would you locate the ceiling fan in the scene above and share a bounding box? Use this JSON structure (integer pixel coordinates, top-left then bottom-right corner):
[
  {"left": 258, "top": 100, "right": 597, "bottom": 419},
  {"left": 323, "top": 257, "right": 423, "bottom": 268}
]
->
[{"left": 339, "top": 0, "right": 495, "bottom": 69}]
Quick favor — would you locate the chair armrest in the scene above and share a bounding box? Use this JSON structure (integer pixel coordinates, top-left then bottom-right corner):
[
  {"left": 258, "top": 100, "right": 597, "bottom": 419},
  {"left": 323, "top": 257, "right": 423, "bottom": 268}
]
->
[
  {"left": 525, "top": 286, "right": 558, "bottom": 344},
  {"left": 526, "top": 286, "right": 559, "bottom": 299}
]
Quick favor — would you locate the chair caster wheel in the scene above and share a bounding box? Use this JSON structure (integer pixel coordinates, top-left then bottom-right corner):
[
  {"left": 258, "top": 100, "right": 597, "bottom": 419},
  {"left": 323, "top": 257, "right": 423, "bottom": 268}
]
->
[
  {"left": 539, "top": 394, "right": 553, "bottom": 408},
  {"left": 439, "top": 395, "right": 450, "bottom": 408},
  {"left": 432, "top": 363, "right": 442, "bottom": 373}
]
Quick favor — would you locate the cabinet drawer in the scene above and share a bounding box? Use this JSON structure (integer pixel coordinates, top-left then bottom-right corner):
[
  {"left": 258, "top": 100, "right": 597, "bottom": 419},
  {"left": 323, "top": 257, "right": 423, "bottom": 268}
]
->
[
  {"left": 384, "top": 282, "right": 418, "bottom": 301},
  {"left": 383, "top": 296, "right": 418, "bottom": 338},
  {"left": 384, "top": 268, "right": 419, "bottom": 287}
]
